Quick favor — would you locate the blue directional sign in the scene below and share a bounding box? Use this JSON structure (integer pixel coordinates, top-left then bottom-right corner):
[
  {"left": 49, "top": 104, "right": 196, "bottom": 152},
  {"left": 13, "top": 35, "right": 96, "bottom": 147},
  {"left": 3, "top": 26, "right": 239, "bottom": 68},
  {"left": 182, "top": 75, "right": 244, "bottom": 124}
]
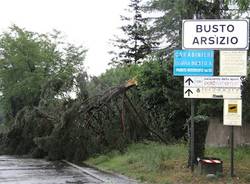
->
[{"left": 174, "top": 50, "right": 214, "bottom": 76}]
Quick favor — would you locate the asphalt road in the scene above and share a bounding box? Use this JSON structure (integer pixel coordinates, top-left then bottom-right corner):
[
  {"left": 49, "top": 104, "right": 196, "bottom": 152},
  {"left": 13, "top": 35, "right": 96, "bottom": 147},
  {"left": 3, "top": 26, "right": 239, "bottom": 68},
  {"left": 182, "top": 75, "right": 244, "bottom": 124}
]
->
[{"left": 0, "top": 156, "right": 138, "bottom": 184}]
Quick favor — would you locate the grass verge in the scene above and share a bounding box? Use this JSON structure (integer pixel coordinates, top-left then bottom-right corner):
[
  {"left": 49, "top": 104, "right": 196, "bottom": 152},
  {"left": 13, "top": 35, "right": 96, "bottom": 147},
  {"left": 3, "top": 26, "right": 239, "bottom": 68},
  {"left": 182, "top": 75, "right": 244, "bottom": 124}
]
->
[{"left": 85, "top": 141, "right": 250, "bottom": 184}]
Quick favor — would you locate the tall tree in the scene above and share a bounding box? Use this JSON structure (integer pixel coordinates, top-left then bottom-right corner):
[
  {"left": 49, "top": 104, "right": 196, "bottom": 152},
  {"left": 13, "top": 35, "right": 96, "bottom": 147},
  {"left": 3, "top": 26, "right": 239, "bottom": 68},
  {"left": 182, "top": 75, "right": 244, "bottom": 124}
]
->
[
  {"left": 110, "top": 0, "right": 159, "bottom": 65},
  {"left": 0, "top": 25, "right": 86, "bottom": 121}
]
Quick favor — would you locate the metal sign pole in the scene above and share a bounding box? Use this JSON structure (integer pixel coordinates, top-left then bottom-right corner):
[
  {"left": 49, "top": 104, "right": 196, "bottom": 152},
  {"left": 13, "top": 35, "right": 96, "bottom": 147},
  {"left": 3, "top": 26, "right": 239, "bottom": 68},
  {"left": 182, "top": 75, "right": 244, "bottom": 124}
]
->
[
  {"left": 230, "top": 126, "right": 234, "bottom": 177},
  {"left": 191, "top": 98, "right": 195, "bottom": 172},
  {"left": 190, "top": 11, "right": 197, "bottom": 173}
]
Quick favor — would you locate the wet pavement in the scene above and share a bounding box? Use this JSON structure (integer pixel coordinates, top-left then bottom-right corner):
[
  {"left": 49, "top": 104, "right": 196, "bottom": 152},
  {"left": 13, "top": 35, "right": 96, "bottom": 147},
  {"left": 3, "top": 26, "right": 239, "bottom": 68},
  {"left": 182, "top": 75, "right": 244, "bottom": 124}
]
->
[{"left": 0, "top": 156, "right": 138, "bottom": 184}]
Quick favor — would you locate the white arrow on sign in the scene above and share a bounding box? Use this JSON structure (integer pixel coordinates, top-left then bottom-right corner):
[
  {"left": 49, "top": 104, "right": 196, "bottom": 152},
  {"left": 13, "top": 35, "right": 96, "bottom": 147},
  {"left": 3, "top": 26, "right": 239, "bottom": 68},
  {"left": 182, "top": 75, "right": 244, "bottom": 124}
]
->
[{"left": 184, "top": 76, "right": 242, "bottom": 99}]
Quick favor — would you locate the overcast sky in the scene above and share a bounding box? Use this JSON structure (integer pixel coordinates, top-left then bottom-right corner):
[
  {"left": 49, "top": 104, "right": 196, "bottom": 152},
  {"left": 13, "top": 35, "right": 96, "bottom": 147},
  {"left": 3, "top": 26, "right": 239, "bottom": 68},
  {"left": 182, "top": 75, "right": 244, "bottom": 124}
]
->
[{"left": 0, "top": 0, "right": 130, "bottom": 76}]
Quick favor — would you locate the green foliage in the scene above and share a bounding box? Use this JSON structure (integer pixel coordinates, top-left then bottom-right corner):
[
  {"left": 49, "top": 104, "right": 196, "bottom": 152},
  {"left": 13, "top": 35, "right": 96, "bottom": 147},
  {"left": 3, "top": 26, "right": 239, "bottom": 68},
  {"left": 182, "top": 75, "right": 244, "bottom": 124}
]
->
[
  {"left": 87, "top": 65, "right": 139, "bottom": 96},
  {"left": 137, "top": 60, "right": 189, "bottom": 140},
  {"left": 187, "top": 115, "right": 209, "bottom": 166},
  {"left": 0, "top": 25, "right": 86, "bottom": 120},
  {"left": 100, "top": 65, "right": 139, "bottom": 85},
  {"left": 87, "top": 141, "right": 187, "bottom": 170},
  {"left": 87, "top": 60, "right": 189, "bottom": 144},
  {"left": 86, "top": 142, "right": 188, "bottom": 183},
  {"left": 196, "top": 99, "right": 223, "bottom": 118},
  {"left": 225, "top": 0, "right": 250, "bottom": 11},
  {"left": 5, "top": 106, "right": 54, "bottom": 155},
  {"left": 242, "top": 77, "right": 250, "bottom": 122},
  {"left": 0, "top": 25, "right": 87, "bottom": 158},
  {"left": 0, "top": 105, "right": 5, "bottom": 126},
  {"left": 93, "top": 60, "right": 189, "bottom": 142}
]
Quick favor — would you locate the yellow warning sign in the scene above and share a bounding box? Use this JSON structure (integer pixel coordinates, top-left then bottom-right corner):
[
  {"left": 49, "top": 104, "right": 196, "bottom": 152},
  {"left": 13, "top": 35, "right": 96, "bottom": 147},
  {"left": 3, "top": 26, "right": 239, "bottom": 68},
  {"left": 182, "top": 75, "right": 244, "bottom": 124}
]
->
[{"left": 228, "top": 104, "right": 237, "bottom": 113}]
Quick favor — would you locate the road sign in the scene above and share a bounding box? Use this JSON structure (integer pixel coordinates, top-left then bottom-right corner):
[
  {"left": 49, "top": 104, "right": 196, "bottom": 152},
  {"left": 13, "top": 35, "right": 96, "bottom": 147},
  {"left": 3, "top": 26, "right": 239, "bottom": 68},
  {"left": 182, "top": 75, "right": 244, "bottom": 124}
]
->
[
  {"left": 184, "top": 76, "right": 242, "bottom": 99},
  {"left": 220, "top": 51, "right": 247, "bottom": 76},
  {"left": 174, "top": 50, "right": 214, "bottom": 76},
  {"left": 182, "top": 19, "right": 249, "bottom": 50},
  {"left": 224, "top": 99, "right": 242, "bottom": 126}
]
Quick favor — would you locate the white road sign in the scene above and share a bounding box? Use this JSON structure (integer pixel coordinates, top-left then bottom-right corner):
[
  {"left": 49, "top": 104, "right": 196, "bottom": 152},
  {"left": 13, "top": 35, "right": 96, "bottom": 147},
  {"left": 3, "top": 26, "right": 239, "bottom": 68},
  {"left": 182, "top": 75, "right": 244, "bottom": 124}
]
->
[
  {"left": 220, "top": 51, "right": 247, "bottom": 76},
  {"left": 223, "top": 99, "right": 242, "bottom": 126},
  {"left": 184, "top": 76, "right": 242, "bottom": 99},
  {"left": 182, "top": 19, "right": 249, "bottom": 50}
]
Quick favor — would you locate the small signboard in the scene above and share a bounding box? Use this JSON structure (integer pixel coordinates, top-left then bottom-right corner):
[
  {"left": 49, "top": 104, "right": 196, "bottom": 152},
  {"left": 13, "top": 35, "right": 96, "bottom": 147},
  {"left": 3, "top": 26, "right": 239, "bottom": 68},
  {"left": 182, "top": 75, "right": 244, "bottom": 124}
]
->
[
  {"left": 224, "top": 99, "right": 242, "bottom": 126},
  {"left": 174, "top": 50, "right": 214, "bottom": 76},
  {"left": 182, "top": 19, "right": 249, "bottom": 50},
  {"left": 220, "top": 51, "right": 247, "bottom": 76},
  {"left": 184, "top": 76, "right": 242, "bottom": 99},
  {"left": 228, "top": 104, "right": 238, "bottom": 113}
]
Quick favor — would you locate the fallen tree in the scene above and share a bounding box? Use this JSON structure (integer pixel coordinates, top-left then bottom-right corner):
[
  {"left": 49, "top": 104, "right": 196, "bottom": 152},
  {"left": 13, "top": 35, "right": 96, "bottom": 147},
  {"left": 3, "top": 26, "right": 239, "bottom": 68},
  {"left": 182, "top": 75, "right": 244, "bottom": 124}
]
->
[{"left": 1, "top": 79, "right": 168, "bottom": 162}]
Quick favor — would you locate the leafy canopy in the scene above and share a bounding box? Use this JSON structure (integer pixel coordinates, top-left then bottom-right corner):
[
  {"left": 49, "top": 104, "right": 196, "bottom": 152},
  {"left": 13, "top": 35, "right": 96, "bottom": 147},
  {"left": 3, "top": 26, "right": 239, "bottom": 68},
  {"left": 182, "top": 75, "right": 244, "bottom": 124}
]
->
[{"left": 0, "top": 25, "right": 86, "bottom": 119}]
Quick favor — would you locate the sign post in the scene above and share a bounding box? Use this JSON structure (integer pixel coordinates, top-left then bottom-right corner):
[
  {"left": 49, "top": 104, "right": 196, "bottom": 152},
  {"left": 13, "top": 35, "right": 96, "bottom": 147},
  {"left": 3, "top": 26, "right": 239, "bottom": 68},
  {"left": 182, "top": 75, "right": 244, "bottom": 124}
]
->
[
  {"left": 191, "top": 98, "right": 195, "bottom": 172},
  {"left": 231, "top": 126, "right": 234, "bottom": 177},
  {"left": 223, "top": 99, "right": 242, "bottom": 177},
  {"left": 180, "top": 18, "right": 248, "bottom": 175}
]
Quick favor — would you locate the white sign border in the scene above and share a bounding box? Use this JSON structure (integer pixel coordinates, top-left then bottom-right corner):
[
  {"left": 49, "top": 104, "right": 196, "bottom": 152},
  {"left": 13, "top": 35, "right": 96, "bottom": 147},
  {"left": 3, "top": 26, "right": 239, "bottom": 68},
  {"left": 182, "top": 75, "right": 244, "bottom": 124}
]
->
[
  {"left": 223, "top": 99, "right": 242, "bottom": 126},
  {"left": 182, "top": 19, "right": 249, "bottom": 50},
  {"left": 183, "top": 76, "right": 242, "bottom": 99}
]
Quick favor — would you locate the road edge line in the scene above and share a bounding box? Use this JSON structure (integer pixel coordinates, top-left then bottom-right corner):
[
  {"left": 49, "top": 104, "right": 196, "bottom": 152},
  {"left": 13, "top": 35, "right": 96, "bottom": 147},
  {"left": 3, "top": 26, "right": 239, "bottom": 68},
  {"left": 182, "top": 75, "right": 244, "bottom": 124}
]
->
[{"left": 62, "top": 160, "right": 107, "bottom": 183}]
